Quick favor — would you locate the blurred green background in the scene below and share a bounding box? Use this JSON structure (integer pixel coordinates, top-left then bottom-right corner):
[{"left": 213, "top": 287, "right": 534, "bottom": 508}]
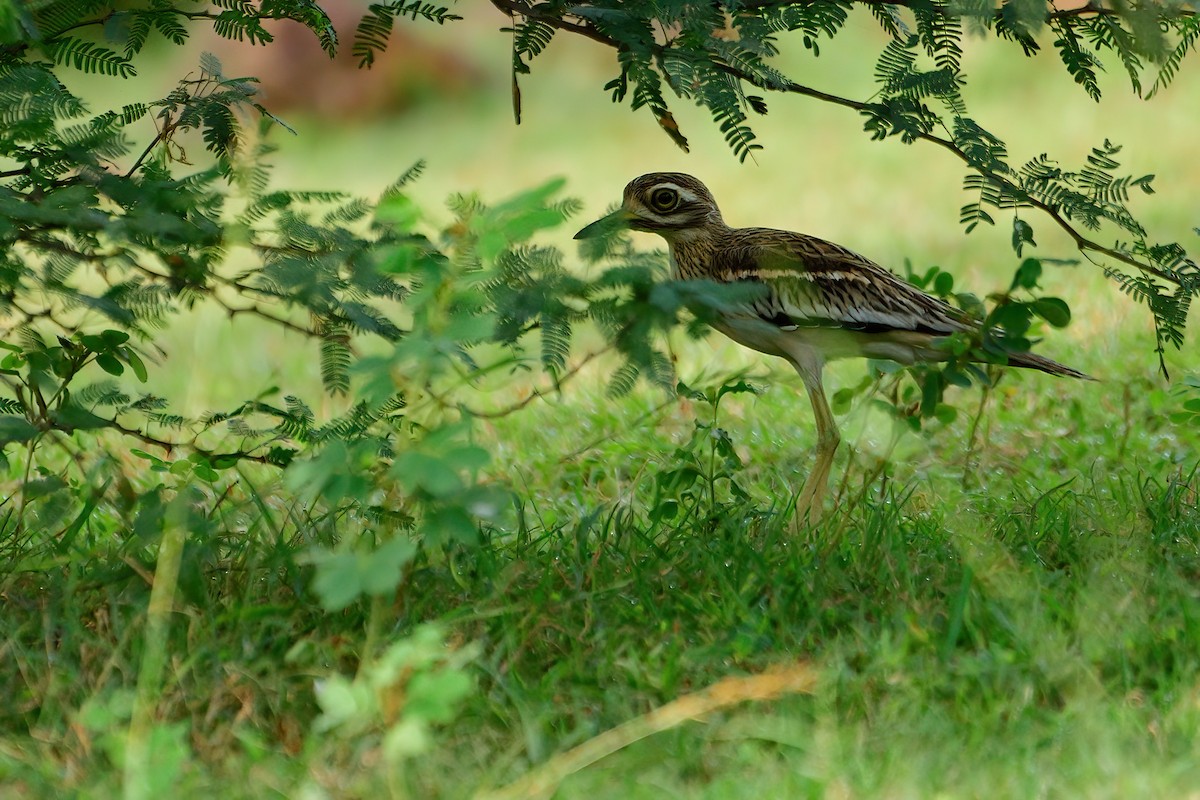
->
[
  {"left": 9, "top": 10, "right": 1199, "bottom": 796},
  {"left": 81, "top": 5, "right": 1199, "bottom": 415}
]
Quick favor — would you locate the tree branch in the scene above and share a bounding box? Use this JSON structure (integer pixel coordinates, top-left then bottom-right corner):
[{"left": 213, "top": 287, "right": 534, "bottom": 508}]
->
[
  {"left": 720, "top": 0, "right": 1194, "bottom": 22},
  {"left": 102, "top": 415, "right": 279, "bottom": 467},
  {"left": 494, "top": 0, "right": 1189, "bottom": 287},
  {"left": 430, "top": 345, "right": 614, "bottom": 420}
]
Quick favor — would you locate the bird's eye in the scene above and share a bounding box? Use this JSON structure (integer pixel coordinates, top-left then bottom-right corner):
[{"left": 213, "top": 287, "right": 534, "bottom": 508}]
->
[{"left": 649, "top": 187, "right": 680, "bottom": 212}]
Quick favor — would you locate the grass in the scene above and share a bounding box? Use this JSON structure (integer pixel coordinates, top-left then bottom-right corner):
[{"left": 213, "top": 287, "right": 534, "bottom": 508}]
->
[
  {"left": 6, "top": 359, "right": 1199, "bottom": 797},
  {"left": 4, "top": 11, "right": 1200, "bottom": 800}
]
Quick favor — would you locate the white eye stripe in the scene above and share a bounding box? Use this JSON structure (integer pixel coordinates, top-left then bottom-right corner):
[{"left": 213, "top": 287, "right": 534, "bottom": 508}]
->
[{"left": 650, "top": 185, "right": 698, "bottom": 205}]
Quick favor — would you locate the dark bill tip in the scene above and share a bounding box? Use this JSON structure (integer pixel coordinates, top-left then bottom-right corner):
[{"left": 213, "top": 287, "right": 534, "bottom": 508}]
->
[{"left": 574, "top": 208, "right": 632, "bottom": 240}]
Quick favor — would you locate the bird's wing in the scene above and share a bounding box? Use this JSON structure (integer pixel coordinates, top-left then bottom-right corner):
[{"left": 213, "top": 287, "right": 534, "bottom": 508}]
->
[{"left": 717, "top": 229, "right": 973, "bottom": 335}]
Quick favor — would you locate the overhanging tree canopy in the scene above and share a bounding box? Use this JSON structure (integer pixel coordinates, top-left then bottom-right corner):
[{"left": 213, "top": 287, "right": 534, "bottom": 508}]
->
[{"left": 482, "top": 0, "right": 1199, "bottom": 370}]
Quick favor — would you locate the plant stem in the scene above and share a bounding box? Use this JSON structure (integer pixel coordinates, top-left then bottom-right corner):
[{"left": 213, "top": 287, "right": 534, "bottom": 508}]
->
[{"left": 124, "top": 498, "right": 188, "bottom": 800}]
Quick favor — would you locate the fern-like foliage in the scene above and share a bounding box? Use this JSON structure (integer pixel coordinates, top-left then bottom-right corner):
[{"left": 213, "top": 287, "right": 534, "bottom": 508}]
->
[
  {"left": 353, "top": 1, "right": 462, "bottom": 67},
  {"left": 503, "top": 0, "right": 1198, "bottom": 371},
  {"left": 0, "top": 3, "right": 483, "bottom": 480},
  {"left": 2, "top": 1, "right": 1198, "bottom": 549},
  {"left": 46, "top": 38, "right": 137, "bottom": 78}
]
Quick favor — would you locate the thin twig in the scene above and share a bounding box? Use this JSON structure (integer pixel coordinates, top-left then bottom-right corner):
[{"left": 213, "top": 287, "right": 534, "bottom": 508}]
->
[
  {"left": 124, "top": 113, "right": 174, "bottom": 179},
  {"left": 428, "top": 347, "right": 614, "bottom": 420},
  {"left": 102, "top": 416, "right": 277, "bottom": 467}
]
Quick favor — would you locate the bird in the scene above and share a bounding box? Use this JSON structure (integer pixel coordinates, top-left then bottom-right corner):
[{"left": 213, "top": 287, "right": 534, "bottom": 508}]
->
[{"left": 574, "top": 172, "right": 1092, "bottom": 523}]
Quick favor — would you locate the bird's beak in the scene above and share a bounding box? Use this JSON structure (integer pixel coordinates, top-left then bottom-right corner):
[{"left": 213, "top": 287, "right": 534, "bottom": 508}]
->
[{"left": 574, "top": 207, "right": 634, "bottom": 240}]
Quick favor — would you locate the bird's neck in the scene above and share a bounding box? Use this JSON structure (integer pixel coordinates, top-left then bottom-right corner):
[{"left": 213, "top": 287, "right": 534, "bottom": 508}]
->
[{"left": 664, "top": 223, "right": 729, "bottom": 280}]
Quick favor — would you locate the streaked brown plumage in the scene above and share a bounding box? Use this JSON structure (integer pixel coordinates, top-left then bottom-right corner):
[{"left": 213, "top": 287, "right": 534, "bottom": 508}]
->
[{"left": 575, "top": 172, "right": 1091, "bottom": 522}]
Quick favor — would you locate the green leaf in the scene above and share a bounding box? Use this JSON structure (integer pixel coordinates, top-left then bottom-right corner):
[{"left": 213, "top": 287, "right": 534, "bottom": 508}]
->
[
  {"left": 122, "top": 348, "right": 148, "bottom": 382},
  {"left": 192, "top": 463, "right": 219, "bottom": 482},
  {"left": 130, "top": 448, "right": 162, "bottom": 462},
  {"left": 990, "top": 303, "right": 1033, "bottom": 337},
  {"left": 1011, "top": 258, "right": 1042, "bottom": 291},
  {"left": 405, "top": 669, "right": 474, "bottom": 723},
  {"left": 1011, "top": 219, "right": 1036, "bottom": 256},
  {"left": 1032, "top": 297, "right": 1071, "bottom": 328},
  {"left": 383, "top": 717, "right": 431, "bottom": 760},
  {"left": 285, "top": 441, "right": 373, "bottom": 504},
  {"left": 100, "top": 329, "right": 130, "bottom": 347},
  {"left": 921, "top": 371, "right": 943, "bottom": 417},
  {"left": 716, "top": 380, "right": 761, "bottom": 401},
  {"left": 23, "top": 474, "right": 67, "bottom": 499},
  {"left": 52, "top": 404, "right": 110, "bottom": 430},
  {"left": 311, "top": 558, "right": 361, "bottom": 611},
  {"left": 0, "top": 415, "right": 37, "bottom": 443},
  {"left": 831, "top": 387, "right": 856, "bottom": 414},
  {"left": 375, "top": 193, "right": 421, "bottom": 231},
  {"left": 313, "top": 674, "right": 364, "bottom": 726},
  {"left": 934, "top": 403, "right": 958, "bottom": 425},
  {"left": 423, "top": 505, "right": 478, "bottom": 545},
  {"left": 442, "top": 444, "right": 490, "bottom": 473},
  {"left": 308, "top": 541, "right": 414, "bottom": 612},
  {"left": 361, "top": 538, "right": 417, "bottom": 596},
  {"left": 942, "top": 365, "right": 973, "bottom": 388},
  {"left": 933, "top": 270, "right": 955, "bottom": 296},
  {"left": 96, "top": 352, "right": 124, "bottom": 376},
  {"left": 392, "top": 452, "right": 463, "bottom": 497}
]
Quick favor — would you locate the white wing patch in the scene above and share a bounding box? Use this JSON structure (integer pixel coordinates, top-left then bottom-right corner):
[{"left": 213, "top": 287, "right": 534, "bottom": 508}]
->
[{"left": 731, "top": 268, "right": 871, "bottom": 284}]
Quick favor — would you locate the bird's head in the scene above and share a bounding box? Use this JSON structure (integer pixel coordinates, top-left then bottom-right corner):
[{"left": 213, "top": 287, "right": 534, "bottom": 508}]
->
[{"left": 574, "top": 173, "right": 724, "bottom": 243}]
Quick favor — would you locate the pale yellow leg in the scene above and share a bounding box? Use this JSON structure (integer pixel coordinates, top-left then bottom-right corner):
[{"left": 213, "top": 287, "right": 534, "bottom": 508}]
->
[{"left": 794, "top": 372, "right": 841, "bottom": 525}]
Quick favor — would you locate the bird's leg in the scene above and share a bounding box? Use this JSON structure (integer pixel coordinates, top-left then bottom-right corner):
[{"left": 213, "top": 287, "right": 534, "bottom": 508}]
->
[{"left": 795, "top": 373, "right": 841, "bottom": 525}]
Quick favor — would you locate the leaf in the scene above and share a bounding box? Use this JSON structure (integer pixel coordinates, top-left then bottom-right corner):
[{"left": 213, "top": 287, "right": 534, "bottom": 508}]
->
[
  {"left": 96, "top": 352, "right": 124, "bottom": 376},
  {"left": 52, "top": 404, "right": 110, "bottom": 430},
  {"left": 122, "top": 348, "right": 148, "bottom": 382},
  {"left": 0, "top": 415, "right": 37, "bottom": 443},
  {"left": 1011, "top": 219, "right": 1036, "bottom": 257},
  {"left": 1032, "top": 297, "right": 1072, "bottom": 328},
  {"left": 383, "top": 717, "right": 431, "bottom": 761},
  {"left": 934, "top": 403, "right": 958, "bottom": 425},
  {"left": 405, "top": 669, "right": 474, "bottom": 723},
  {"left": 320, "top": 329, "right": 351, "bottom": 395},
  {"left": 933, "top": 270, "right": 955, "bottom": 296},
  {"left": 375, "top": 193, "right": 421, "bottom": 231},
  {"left": 921, "top": 371, "right": 943, "bottom": 417},
  {"left": 361, "top": 537, "right": 418, "bottom": 596},
  {"left": 309, "top": 551, "right": 363, "bottom": 611},
  {"left": 423, "top": 504, "right": 478, "bottom": 545},
  {"left": 313, "top": 674, "right": 364, "bottom": 726},
  {"left": 655, "top": 109, "right": 689, "bottom": 152},
  {"left": 192, "top": 462, "right": 219, "bottom": 482},
  {"left": 831, "top": 387, "right": 856, "bottom": 414},
  {"left": 22, "top": 474, "right": 67, "bottom": 499},
  {"left": 391, "top": 452, "right": 463, "bottom": 497},
  {"left": 1011, "top": 258, "right": 1042, "bottom": 291},
  {"left": 48, "top": 37, "right": 137, "bottom": 78},
  {"left": 100, "top": 329, "right": 130, "bottom": 347}
]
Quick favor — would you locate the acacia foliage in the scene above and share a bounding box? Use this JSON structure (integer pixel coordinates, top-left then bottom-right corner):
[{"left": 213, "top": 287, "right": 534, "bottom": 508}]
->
[
  {"left": 0, "top": 0, "right": 1195, "bottom": 572},
  {"left": 0, "top": 2, "right": 726, "bottom": 577},
  {"left": 492, "top": 0, "right": 1199, "bottom": 368}
]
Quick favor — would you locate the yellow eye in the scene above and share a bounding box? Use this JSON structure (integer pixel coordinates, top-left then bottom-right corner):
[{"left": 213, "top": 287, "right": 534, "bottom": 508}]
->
[{"left": 649, "top": 187, "right": 679, "bottom": 212}]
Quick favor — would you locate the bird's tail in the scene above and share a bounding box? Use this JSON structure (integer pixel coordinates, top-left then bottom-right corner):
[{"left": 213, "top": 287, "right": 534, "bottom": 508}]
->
[{"left": 1004, "top": 350, "right": 1095, "bottom": 381}]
